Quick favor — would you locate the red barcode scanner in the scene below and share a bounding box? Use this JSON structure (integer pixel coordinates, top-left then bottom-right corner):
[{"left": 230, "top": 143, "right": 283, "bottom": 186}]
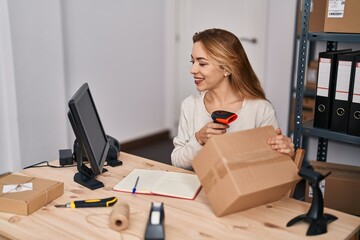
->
[{"left": 211, "top": 110, "right": 238, "bottom": 125}]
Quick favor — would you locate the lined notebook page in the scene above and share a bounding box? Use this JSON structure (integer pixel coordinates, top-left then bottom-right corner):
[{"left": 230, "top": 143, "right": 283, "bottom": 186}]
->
[{"left": 113, "top": 169, "right": 201, "bottom": 200}]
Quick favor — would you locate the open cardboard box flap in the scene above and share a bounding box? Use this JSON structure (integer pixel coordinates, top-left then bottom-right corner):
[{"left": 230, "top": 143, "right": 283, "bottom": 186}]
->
[{"left": 192, "top": 125, "right": 300, "bottom": 217}]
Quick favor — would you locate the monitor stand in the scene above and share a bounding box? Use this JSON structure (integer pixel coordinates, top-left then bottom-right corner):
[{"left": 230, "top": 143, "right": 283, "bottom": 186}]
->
[
  {"left": 106, "top": 158, "right": 123, "bottom": 167},
  {"left": 73, "top": 170, "right": 105, "bottom": 190},
  {"left": 73, "top": 142, "right": 105, "bottom": 190},
  {"left": 72, "top": 138, "right": 122, "bottom": 167},
  {"left": 105, "top": 135, "right": 123, "bottom": 167}
]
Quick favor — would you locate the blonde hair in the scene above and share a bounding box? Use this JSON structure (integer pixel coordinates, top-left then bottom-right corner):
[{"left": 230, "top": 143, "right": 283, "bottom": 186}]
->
[{"left": 193, "top": 28, "right": 266, "bottom": 99}]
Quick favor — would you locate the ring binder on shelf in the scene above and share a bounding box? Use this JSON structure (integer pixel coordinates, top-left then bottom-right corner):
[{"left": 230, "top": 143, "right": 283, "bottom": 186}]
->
[
  {"left": 313, "top": 49, "right": 352, "bottom": 129},
  {"left": 331, "top": 51, "right": 360, "bottom": 133},
  {"left": 347, "top": 55, "right": 360, "bottom": 136}
]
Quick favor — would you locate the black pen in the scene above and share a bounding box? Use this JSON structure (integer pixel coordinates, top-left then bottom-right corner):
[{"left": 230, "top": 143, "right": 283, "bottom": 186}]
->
[{"left": 132, "top": 176, "right": 140, "bottom": 194}]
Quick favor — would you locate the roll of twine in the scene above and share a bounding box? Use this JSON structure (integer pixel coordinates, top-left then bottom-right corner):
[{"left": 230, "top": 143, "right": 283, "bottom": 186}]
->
[{"left": 109, "top": 202, "right": 130, "bottom": 232}]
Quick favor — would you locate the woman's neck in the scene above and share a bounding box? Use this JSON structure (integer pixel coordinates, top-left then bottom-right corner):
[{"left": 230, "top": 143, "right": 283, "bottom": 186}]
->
[{"left": 204, "top": 89, "right": 244, "bottom": 113}]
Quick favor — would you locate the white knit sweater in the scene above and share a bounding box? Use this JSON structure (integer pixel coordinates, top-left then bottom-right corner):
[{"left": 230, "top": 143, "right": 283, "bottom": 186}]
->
[{"left": 171, "top": 92, "right": 279, "bottom": 170}]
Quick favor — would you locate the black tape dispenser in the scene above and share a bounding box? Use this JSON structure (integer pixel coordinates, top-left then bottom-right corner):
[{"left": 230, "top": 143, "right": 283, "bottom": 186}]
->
[{"left": 144, "top": 202, "right": 165, "bottom": 240}]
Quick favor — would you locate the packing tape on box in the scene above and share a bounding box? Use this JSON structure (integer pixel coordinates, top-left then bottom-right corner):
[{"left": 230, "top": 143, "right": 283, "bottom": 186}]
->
[
  {"left": 109, "top": 202, "right": 130, "bottom": 231},
  {"left": 201, "top": 155, "right": 290, "bottom": 192},
  {"left": 0, "top": 177, "right": 43, "bottom": 198}
]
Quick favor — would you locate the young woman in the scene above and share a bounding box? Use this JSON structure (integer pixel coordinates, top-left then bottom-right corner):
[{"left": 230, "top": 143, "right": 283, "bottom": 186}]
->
[{"left": 171, "top": 28, "right": 294, "bottom": 170}]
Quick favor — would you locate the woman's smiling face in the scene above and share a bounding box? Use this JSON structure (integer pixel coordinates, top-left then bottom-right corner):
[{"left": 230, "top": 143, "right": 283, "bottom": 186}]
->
[{"left": 190, "top": 41, "right": 226, "bottom": 92}]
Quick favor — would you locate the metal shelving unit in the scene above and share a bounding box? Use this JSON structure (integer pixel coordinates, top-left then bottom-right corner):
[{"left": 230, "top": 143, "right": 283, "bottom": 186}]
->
[
  {"left": 308, "top": 32, "right": 360, "bottom": 42},
  {"left": 292, "top": 0, "right": 360, "bottom": 162},
  {"left": 302, "top": 120, "right": 360, "bottom": 145}
]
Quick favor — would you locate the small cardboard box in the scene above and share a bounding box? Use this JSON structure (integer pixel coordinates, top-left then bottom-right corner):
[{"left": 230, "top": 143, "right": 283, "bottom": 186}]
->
[
  {"left": 305, "top": 161, "right": 360, "bottom": 216},
  {"left": 289, "top": 96, "right": 315, "bottom": 131},
  {"left": 297, "top": 0, "right": 327, "bottom": 35},
  {"left": 298, "top": 0, "right": 360, "bottom": 34},
  {"left": 305, "top": 60, "right": 318, "bottom": 91},
  {"left": 324, "top": 0, "right": 360, "bottom": 33},
  {"left": 192, "top": 126, "right": 300, "bottom": 217},
  {"left": 0, "top": 173, "right": 64, "bottom": 215}
]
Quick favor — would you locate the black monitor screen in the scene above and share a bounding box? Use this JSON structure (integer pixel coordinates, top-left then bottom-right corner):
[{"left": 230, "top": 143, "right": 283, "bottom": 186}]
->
[
  {"left": 77, "top": 92, "right": 106, "bottom": 161},
  {"left": 68, "top": 83, "right": 109, "bottom": 176}
]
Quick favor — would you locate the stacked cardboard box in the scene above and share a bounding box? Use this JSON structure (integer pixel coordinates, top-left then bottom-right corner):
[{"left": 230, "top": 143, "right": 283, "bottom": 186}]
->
[
  {"left": 289, "top": 96, "right": 315, "bottom": 131},
  {"left": 297, "top": 0, "right": 327, "bottom": 35},
  {"left": 305, "top": 161, "right": 360, "bottom": 216},
  {"left": 298, "top": 0, "right": 360, "bottom": 34}
]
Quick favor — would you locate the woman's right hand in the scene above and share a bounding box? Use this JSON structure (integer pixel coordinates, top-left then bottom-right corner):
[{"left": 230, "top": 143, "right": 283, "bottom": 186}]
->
[{"left": 195, "top": 122, "right": 229, "bottom": 146}]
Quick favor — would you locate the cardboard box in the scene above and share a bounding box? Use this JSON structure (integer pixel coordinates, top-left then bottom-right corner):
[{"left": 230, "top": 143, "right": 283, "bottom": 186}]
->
[
  {"left": 305, "top": 60, "right": 318, "bottom": 91},
  {"left": 298, "top": 0, "right": 360, "bottom": 34},
  {"left": 289, "top": 97, "right": 315, "bottom": 131},
  {"left": 324, "top": 0, "right": 360, "bottom": 33},
  {"left": 305, "top": 161, "right": 360, "bottom": 216},
  {"left": 192, "top": 126, "right": 300, "bottom": 217},
  {"left": 297, "top": 0, "right": 327, "bottom": 35},
  {"left": 303, "top": 97, "right": 315, "bottom": 110},
  {"left": 0, "top": 173, "right": 64, "bottom": 215}
]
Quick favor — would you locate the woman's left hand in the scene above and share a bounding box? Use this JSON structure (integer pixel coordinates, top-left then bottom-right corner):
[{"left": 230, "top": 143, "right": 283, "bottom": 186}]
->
[{"left": 267, "top": 128, "right": 295, "bottom": 158}]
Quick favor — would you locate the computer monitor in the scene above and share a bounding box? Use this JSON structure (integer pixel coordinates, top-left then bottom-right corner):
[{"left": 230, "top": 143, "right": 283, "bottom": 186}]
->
[{"left": 68, "top": 83, "right": 110, "bottom": 190}]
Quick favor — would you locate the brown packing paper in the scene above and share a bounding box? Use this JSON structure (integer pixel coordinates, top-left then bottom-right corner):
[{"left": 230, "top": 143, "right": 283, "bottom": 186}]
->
[{"left": 109, "top": 202, "right": 130, "bottom": 231}]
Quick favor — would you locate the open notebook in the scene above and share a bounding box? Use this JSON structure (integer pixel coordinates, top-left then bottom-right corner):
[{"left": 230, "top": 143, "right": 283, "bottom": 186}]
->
[{"left": 113, "top": 169, "right": 202, "bottom": 200}]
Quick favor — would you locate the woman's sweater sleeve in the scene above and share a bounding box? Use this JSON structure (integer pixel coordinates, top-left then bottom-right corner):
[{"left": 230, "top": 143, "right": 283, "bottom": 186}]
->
[{"left": 171, "top": 102, "right": 202, "bottom": 170}]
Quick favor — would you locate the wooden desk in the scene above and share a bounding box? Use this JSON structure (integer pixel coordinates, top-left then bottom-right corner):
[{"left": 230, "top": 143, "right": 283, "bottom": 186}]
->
[{"left": 0, "top": 152, "right": 359, "bottom": 240}]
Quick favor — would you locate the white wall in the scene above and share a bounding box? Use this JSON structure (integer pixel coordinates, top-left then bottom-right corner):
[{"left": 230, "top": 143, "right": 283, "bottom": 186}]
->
[
  {"left": 175, "top": 0, "right": 268, "bottom": 135},
  {"left": 0, "top": 0, "right": 304, "bottom": 172},
  {"left": 0, "top": 0, "right": 21, "bottom": 172},
  {"left": 174, "top": 0, "right": 298, "bottom": 135},
  {"left": 2, "top": 0, "right": 169, "bottom": 171},
  {"left": 7, "top": 0, "right": 68, "bottom": 170},
  {"left": 264, "top": 0, "right": 297, "bottom": 133},
  {"left": 60, "top": 0, "right": 167, "bottom": 144},
  {"left": 1, "top": 0, "right": 357, "bottom": 173}
]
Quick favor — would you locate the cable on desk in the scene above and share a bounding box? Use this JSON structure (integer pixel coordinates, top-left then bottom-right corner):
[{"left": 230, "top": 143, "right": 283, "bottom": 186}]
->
[
  {"left": 23, "top": 160, "right": 114, "bottom": 169},
  {"left": 23, "top": 161, "right": 77, "bottom": 169}
]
